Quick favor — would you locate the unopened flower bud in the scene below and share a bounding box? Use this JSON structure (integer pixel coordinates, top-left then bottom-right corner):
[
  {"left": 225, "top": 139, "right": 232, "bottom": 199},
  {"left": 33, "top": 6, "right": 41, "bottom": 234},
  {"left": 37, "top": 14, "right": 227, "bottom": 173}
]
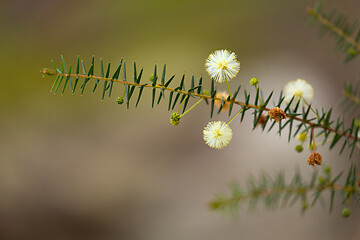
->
[
  {"left": 342, "top": 208, "right": 350, "bottom": 218},
  {"left": 208, "top": 200, "right": 222, "bottom": 210},
  {"left": 170, "top": 112, "right": 181, "bottom": 126},
  {"left": 347, "top": 47, "right": 357, "bottom": 56},
  {"left": 268, "top": 107, "right": 286, "bottom": 122},
  {"left": 308, "top": 142, "right": 317, "bottom": 150},
  {"left": 295, "top": 145, "right": 303, "bottom": 153},
  {"left": 354, "top": 119, "right": 360, "bottom": 128},
  {"left": 203, "top": 90, "right": 210, "bottom": 96},
  {"left": 149, "top": 74, "right": 154, "bottom": 82},
  {"left": 318, "top": 176, "right": 325, "bottom": 184},
  {"left": 41, "top": 68, "right": 56, "bottom": 76},
  {"left": 302, "top": 201, "right": 308, "bottom": 211},
  {"left": 297, "top": 132, "right": 307, "bottom": 142},
  {"left": 214, "top": 92, "right": 230, "bottom": 111},
  {"left": 116, "top": 97, "right": 124, "bottom": 104},
  {"left": 255, "top": 114, "right": 266, "bottom": 128},
  {"left": 323, "top": 165, "right": 331, "bottom": 174},
  {"left": 250, "top": 77, "right": 259, "bottom": 86}
]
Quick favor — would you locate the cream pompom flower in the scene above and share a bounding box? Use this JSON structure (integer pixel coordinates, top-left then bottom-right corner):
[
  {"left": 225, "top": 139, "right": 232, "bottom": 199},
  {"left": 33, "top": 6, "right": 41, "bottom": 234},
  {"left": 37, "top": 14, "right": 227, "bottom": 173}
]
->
[
  {"left": 203, "top": 121, "right": 233, "bottom": 149},
  {"left": 284, "top": 79, "right": 314, "bottom": 104},
  {"left": 205, "top": 50, "right": 240, "bottom": 83}
]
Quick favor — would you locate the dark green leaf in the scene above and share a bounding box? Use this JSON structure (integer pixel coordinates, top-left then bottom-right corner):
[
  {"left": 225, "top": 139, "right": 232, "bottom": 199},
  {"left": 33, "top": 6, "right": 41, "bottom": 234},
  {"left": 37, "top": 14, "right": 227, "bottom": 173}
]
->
[
  {"left": 62, "top": 65, "right": 72, "bottom": 94},
  {"left": 171, "top": 93, "right": 181, "bottom": 110},
  {"left": 136, "top": 84, "right": 146, "bottom": 107},
  {"left": 152, "top": 64, "right": 157, "bottom": 87},
  {"left": 182, "top": 96, "right": 190, "bottom": 114},
  {"left": 197, "top": 77, "right": 203, "bottom": 94},
  {"left": 211, "top": 99, "right": 215, "bottom": 118},
  {"left": 263, "top": 91, "right": 273, "bottom": 108},
  {"left": 165, "top": 75, "right": 175, "bottom": 87},
  {"left": 61, "top": 55, "right": 68, "bottom": 73},
  {"left": 168, "top": 91, "right": 173, "bottom": 111}
]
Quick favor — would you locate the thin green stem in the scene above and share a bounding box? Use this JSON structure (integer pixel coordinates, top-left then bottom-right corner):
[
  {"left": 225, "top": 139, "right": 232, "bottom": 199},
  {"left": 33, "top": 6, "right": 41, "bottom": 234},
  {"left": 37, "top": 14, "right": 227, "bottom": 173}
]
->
[
  {"left": 225, "top": 78, "right": 233, "bottom": 100},
  {"left": 227, "top": 108, "right": 244, "bottom": 125},
  {"left": 180, "top": 98, "right": 204, "bottom": 117},
  {"left": 177, "top": 98, "right": 186, "bottom": 114}
]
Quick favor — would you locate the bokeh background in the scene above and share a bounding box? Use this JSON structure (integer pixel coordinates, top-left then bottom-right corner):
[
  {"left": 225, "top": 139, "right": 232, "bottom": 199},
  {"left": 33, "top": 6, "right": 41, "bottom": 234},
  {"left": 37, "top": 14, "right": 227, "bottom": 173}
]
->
[{"left": 1, "top": 0, "right": 360, "bottom": 239}]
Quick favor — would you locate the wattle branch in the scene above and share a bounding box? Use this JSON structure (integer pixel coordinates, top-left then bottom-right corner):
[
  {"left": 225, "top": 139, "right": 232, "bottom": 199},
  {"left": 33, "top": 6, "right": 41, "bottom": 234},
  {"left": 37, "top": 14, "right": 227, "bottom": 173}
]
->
[
  {"left": 307, "top": 7, "right": 360, "bottom": 51},
  {"left": 307, "top": 3, "right": 360, "bottom": 62},
  {"left": 210, "top": 164, "right": 359, "bottom": 216},
  {"left": 44, "top": 69, "right": 360, "bottom": 145}
]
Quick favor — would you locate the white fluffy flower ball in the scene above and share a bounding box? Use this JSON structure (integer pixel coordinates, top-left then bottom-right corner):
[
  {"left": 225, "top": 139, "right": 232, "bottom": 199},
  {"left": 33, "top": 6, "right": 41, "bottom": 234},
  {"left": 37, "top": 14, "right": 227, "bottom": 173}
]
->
[
  {"left": 284, "top": 79, "right": 314, "bottom": 104},
  {"left": 203, "top": 121, "right": 233, "bottom": 149},
  {"left": 205, "top": 50, "right": 240, "bottom": 83}
]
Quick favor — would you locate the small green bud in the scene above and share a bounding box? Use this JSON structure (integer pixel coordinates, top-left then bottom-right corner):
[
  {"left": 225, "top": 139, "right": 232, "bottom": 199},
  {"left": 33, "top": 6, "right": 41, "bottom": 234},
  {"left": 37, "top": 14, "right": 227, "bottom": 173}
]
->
[
  {"left": 170, "top": 112, "right": 181, "bottom": 126},
  {"left": 347, "top": 47, "right": 357, "bottom": 56},
  {"left": 318, "top": 177, "right": 325, "bottom": 184},
  {"left": 41, "top": 68, "right": 56, "bottom": 76},
  {"left": 149, "top": 74, "right": 154, "bottom": 82},
  {"left": 203, "top": 90, "right": 209, "bottom": 96},
  {"left": 323, "top": 165, "right": 331, "bottom": 174},
  {"left": 297, "top": 132, "right": 307, "bottom": 142},
  {"left": 308, "top": 142, "right": 316, "bottom": 150},
  {"left": 208, "top": 200, "right": 222, "bottom": 210},
  {"left": 354, "top": 119, "right": 360, "bottom": 128},
  {"left": 295, "top": 145, "right": 303, "bottom": 153},
  {"left": 342, "top": 208, "right": 350, "bottom": 218},
  {"left": 250, "top": 77, "right": 259, "bottom": 86},
  {"left": 116, "top": 97, "right": 124, "bottom": 104},
  {"left": 302, "top": 201, "right": 308, "bottom": 211}
]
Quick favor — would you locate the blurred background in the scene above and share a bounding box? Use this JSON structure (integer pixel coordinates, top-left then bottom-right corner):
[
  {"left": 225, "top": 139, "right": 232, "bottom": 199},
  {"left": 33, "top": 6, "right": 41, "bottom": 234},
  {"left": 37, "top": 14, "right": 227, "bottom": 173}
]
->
[{"left": 1, "top": 0, "right": 360, "bottom": 239}]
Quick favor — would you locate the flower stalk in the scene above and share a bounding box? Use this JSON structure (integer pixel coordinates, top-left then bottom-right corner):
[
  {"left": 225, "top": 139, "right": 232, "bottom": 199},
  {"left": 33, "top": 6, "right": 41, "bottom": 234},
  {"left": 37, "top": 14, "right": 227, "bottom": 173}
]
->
[
  {"left": 227, "top": 108, "right": 244, "bottom": 125},
  {"left": 180, "top": 98, "right": 204, "bottom": 117},
  {"left": 225, "top": 78, "right": 233, "bottom": 100}
]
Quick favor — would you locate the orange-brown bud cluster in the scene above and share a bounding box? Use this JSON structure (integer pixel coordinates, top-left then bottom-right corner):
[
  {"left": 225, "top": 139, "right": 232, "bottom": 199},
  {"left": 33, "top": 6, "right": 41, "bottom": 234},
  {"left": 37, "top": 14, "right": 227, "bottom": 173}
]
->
[
  {"left": 307, "top": 152, "right": 322, "bottom": 166},
  {"left": 214, "top": 92, "right": 231, "bottom": 111},
  {"left": 256, "top": 114, "right": 267, "bottom": 128},
  {"left": 268, "top": 107, "right": 286, "bottom": 122}
]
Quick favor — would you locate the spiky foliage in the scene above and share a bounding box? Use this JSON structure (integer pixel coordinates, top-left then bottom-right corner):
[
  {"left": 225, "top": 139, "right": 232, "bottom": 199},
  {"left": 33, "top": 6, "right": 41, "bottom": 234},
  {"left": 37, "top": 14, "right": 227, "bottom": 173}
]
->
[
  {"left": 210, "top": 164, "right": 360, "bottom": 216},
  {"left": 42, "top": 55, "right": 360, "bottom": 159},
  {"left": 339, "top": 79, "right": 360, "bottom": 117},
  {"left": 307, "top": 3, "right": 360, "bottom": 158},
  {"left": 307, "top": 3, "right": 360, "bottom": 62}
]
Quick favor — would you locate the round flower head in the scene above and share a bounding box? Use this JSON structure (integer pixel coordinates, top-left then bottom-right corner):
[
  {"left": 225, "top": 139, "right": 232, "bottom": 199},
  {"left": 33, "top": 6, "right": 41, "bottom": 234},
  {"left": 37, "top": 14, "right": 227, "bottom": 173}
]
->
[
  {"left": 307, "top": 152, "right": 322, "bottom": 166},
  {"left": 284, "top": 79, "right": 314, "bottom": 104},
  {"left": 268, "top": 107, "right": 286, "bottom": 122},
  {"left": 205, "top": 50, "right": 240, "bottom": 83},
  {"left": 203, "top": 121, "right": 233, "bottom": 149},
  {"left": 116, "top": 96, "right": 124, "bottom": 104},
  {"left": 249, "top": 77, "right": 259, "bottom": 86},
  {"left": 170, "top": 112, "right": 181, "bottom": 126}
]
